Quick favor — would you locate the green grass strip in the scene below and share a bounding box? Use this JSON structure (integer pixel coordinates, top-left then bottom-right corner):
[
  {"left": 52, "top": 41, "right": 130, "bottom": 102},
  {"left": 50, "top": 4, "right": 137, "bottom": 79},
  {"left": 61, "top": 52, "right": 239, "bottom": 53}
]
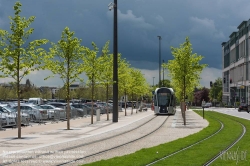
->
[
  {"left": 211, "top": 113, "right": 250, "bottom": 166},
  {"left": 83, "top": 111, "right": 222, "bottom": 166},
  {"left": 153, "top": 111, "right": 243, "bottom": 165}
]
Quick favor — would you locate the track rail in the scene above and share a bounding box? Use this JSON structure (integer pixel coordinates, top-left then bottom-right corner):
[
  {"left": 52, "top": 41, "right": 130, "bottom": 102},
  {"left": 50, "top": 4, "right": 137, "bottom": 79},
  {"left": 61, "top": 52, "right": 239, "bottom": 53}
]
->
[
  {"left": 146, "top": 119, "right": 224, "bottom": 166},
  {"left": 1, "top": 114, "right": 159, "bottom": 165},
  {"left": 203, "top": 122, "right": 246, "bottom": 165},
  {"left": 57, "top": 116, "right": 170, "bottom": 166},
  {"left": 146, "top": 115, "right": 247, "bottom": 166}
]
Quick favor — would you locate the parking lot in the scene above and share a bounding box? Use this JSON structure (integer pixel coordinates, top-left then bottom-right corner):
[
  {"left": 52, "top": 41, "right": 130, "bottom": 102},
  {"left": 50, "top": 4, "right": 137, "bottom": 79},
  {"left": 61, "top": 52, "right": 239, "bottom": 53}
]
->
[{"left": 0, "top": 101, "right": 151, "bottom": 131}]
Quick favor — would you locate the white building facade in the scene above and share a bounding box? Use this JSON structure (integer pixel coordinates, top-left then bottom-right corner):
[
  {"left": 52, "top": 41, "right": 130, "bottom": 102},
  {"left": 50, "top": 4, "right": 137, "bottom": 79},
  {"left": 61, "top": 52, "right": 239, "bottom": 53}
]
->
[{"left": 222, "top": 19, "right": 250, "bottom": 105}]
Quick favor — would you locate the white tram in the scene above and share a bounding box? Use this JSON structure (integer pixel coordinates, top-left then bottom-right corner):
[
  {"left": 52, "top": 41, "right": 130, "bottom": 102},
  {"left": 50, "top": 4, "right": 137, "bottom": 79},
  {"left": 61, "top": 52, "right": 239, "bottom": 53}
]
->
[{"left": 152, "top": 87, "right": 176, "bottom": 115}]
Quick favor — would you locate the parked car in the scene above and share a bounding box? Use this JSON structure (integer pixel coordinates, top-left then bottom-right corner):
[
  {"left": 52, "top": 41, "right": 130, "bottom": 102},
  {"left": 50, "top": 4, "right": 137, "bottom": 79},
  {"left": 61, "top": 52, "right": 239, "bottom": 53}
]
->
[
  {"left": 0, "top": 105, "right": 30, "bottom": 125},
  {"left": 203, "top": 103, "right": 212, "bottom": 108},
  {"left": 118, "top": 102, "right": 128, "bottom": 108},
  {"left": 96, "top": 102, "right": 113, "bottom": 113},
  {"left": 0, "top": 107, "right": 16, "bottom": 127},
  {"left": 0, "top": 115, "right": 7, "bottom": 128},
  {"left": 40, "top": 104, "right": 66, "bottom": 119},
  {"left": 84, "top": 102, "right": 105, "bottom": 114},
  {"left": 71, "top": 103, "right": 91, "bottom": 115},
  {"left": 47, "top": 102, "right": 84, "bottom": 118},
  {"left": 238, "top": 103, "right": 250, "bottom": 112},
  {"left": 127, "top": 101, "right": 137, "bottom": 108},
  {"left": 47, "top": 102, "right": 67, "bottom": 109},
  {"left": 12, "top": 104, "right": 48, "bottom": 121}
]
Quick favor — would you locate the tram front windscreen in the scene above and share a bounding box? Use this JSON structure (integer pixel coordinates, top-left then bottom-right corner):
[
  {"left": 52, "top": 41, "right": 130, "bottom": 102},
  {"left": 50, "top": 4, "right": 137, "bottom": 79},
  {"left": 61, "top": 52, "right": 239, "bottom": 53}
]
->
[{"left": 157, "top": 92, "right": 171, "bottom": 106}]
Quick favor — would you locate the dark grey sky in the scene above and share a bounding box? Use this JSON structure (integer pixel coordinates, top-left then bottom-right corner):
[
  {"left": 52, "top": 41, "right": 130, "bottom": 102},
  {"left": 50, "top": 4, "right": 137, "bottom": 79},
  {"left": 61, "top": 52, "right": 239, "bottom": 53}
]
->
[{"left": 0, "top": 0, "right": 249, "bottom": 87}]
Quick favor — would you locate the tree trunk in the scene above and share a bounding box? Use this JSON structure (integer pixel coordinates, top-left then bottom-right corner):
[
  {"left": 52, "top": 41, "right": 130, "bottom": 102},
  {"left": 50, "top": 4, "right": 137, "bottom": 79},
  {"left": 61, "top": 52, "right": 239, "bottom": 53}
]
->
[
  {"left": 183, "top": 76, "right": 186, "bottom": 125},
  {"left": 106, "top": 83, "right": 109, "bottom": 121},
  {"left": 125, "top": 91, "right": 127, "bottom": 116},
  {"left": 131, "top": 92, "right": 133, "bottom": 115},
  {"left": 67, "top": 59, "right": 70, "bottom": 130}
]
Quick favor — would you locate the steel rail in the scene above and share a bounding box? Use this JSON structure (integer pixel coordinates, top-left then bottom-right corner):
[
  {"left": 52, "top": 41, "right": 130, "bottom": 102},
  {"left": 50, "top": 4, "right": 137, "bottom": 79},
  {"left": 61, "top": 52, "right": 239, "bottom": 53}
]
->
[
  {"left": 203, "top": 122, "right": 246, "bottom": 165},
  {"left": 57, "top": 116, "right": 170, "bottom": 166},
  {"left": 146, "top": 119, "right": 224, "bottom": 166},
  {"left": 1, "top": 114, "right": 158, "bottom": 165}
]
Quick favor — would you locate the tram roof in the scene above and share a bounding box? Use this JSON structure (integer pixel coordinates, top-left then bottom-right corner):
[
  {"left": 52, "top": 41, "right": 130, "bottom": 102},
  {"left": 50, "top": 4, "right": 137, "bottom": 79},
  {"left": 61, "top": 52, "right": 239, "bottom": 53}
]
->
[{"left": 155, "top": 87, "right": 175, "bottom": 94}]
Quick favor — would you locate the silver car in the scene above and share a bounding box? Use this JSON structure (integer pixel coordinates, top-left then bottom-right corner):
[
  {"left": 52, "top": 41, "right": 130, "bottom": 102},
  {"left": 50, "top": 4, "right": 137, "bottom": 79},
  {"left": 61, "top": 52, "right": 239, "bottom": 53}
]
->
[
  {"left": 0, "top": 106, "right": 16, "bottom": 127},
  {"left": 1, "top": 105, "right": 30, "bottom": 126},
  {"left": 13, "top": 104, "right": 48, "bottom": 121},
  {"left": 40, "top": 104, "right": 66, "bottom": 119}
]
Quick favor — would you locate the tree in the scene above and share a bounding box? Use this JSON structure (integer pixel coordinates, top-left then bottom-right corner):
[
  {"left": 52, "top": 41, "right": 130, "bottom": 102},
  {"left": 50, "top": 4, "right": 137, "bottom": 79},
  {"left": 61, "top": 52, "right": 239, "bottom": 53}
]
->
[
  {"left": 98, "top": 41, "right": 113, "bottom": 120},
  {"left": 82, "top": 42, "right": 102, "bottom": 124},
  {"left": 0, "top": 2, "right": 48, "bottom": 138},
  {"left": 194, "top": 87, "right": 210, "bottom": 106},
  {"left": 118, "top": 57, "right": 132, "bottom": 116},
  {"left": 209, "top": 77, "right": 222, "bottom": 105},
  {"left": 130, "top": 68, "right": 148, "bottom": 114},
  {"left": 166, "top": 37, "right": 207, "bottom": 125},
  {"left": 0, "top": 86, "right": 11, "bottom": 101},
  {"left": 44, "top": 27, "right": 85, "bottom": 130}
]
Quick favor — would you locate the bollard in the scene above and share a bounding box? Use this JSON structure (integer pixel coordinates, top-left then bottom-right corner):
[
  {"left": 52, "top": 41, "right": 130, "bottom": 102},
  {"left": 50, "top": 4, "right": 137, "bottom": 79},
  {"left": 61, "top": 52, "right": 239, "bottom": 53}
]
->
[{"left": 96, "top": 109, "right": 100, "bottom": 121}]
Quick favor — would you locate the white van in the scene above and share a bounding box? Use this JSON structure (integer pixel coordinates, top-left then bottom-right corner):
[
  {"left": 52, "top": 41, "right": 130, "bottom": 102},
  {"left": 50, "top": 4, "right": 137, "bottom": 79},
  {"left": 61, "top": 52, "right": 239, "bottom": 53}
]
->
[{"left": 28, "top": 98, "right": 44, "bottom": 105}]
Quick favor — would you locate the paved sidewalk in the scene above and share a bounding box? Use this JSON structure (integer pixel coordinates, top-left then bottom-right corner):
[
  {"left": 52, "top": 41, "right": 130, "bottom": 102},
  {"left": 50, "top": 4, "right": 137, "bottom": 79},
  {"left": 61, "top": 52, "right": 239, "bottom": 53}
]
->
[
  {"left": 0, "top": 108, "right": 153, "bottom": 155},
  {"left": 0, "top": 108, "right": 208, "bottom": 165}
]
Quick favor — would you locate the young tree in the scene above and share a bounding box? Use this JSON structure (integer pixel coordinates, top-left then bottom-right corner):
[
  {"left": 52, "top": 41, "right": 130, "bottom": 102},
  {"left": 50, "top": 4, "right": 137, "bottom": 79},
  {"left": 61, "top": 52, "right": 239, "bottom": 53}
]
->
[
  {"left": 166, "top": 37, "right": 207, "bottom": 125},
  {"left": 44, "top": 27, "right": 85, "bottom": 130},
  {"left": 98, "top": 41, "right": 113, "bottom": 120},
  {"left": 82, "top": 42, "right": 102, "bottom": 124},
  {"left": 209, "top": 77, "right": 222, "bottom": 105},
  {"left": 130, "top": 68, "right": 148, "bottom": 114},
  {"left": 0, "top": 2, "right": 48, "bottom": 138},
  {"left": 118, "top": 57, "right": 132, "bottom": 116}
]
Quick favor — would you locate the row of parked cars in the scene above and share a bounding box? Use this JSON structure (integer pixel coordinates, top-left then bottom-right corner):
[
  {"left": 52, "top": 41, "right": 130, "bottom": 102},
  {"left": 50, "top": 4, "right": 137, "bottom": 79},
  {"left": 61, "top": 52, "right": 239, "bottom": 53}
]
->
[{"left": 0, "top": 101, "right": 115, "bottom": 129}]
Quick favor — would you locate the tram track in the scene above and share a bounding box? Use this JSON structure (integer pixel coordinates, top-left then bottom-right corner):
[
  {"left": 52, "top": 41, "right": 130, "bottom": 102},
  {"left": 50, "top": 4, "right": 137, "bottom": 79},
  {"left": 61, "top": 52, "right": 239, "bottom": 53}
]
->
[
  {"left": 1, "top": 114, "right": 162, "bottom": 165},
  {"left": 203, "top": 121, "right": 246, "bottom": 166},
  {"left": 146, "top": 114, "right": 247, "bottom": 166},
  {"left": 145, "top": 119, "right": 224, "bottom": 166},
  {"left": 57, "top": 115, "right": 170, "bottom": 166}
]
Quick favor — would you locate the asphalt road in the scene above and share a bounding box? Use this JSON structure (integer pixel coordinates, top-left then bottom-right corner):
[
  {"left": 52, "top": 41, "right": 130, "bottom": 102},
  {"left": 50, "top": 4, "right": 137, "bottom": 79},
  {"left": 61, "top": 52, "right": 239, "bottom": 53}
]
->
[{"left": 203, "top": 107, "right": 250, "bottom": 121}]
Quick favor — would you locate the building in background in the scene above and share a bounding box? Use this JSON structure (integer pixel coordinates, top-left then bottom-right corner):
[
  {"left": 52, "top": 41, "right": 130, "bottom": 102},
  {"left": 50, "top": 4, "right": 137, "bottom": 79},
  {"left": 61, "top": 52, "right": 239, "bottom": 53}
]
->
[{"left": 222, "top": 19, "right": 250, "bottom": 105}]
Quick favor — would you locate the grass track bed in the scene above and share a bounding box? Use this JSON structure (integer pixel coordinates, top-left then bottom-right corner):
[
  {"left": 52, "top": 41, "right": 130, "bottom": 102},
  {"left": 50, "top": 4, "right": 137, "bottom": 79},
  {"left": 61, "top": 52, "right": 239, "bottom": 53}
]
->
[{"left": 82, "top": 111, "right": 249, "bottom": 166}]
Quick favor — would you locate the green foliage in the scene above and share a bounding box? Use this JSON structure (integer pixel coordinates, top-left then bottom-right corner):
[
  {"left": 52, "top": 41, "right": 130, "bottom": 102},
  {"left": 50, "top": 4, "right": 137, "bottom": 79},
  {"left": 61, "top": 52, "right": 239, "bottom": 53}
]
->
[
  {"left": 97, "top": 41, "right": 113, "bottom": 103},
  {"left": 82, "top": 42, "right": 102, "bottom": 100},
  {"left": 0, "top": 1, "right": 48, "bottom": 138},
  {"left": 166, "top": 37, "right": 207, "bottom": 102},
  {"left": 44, "top": 27, "right": 85, "bottom": 100},
  {"left": 209, "top": 77, "right": 222, "bottom": 102},
  {"left": 0, "top": 1, "right": 48, "bottom": 96}
]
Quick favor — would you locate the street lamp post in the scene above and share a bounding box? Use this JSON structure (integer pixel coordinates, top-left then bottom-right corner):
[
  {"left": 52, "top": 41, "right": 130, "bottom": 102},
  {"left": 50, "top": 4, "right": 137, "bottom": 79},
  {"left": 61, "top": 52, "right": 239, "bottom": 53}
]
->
[
  {"left": 162, "top": 59, "right": 164, "bottom": 87},
  {"left": 157, "top": 36, "right": 161, "bottom": 87},
  {"left": 109, "top": 1, "right": 118, "bottom": 122}
]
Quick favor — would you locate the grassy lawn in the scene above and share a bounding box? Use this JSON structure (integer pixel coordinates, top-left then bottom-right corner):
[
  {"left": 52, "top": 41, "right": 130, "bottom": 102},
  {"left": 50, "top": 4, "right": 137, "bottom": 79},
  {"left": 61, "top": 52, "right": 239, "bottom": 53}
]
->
[{"left": 82, "top": 111, "right": 249, "bottom": 166}]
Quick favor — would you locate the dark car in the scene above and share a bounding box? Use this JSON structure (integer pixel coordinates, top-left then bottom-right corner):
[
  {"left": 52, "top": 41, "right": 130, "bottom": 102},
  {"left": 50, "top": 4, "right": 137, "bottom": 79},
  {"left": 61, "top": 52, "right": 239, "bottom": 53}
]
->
[
  {"left": 96, "top": 102, "right": 113, "bottom": 113},
  {"left": 84, "top": 102, "right": 106, "bottom": 114},
  {"left": 71, "top": 103, "right": 91, "bottom": 115},
  {"left": 238, "top": 103, "right": 250, "bottom": 112}
]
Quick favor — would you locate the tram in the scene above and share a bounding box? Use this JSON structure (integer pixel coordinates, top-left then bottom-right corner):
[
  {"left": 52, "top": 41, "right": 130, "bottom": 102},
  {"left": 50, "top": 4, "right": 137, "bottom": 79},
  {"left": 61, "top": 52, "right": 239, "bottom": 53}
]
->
[{"left": 152, "top": 87, "right": 176, "bottom": 115}]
